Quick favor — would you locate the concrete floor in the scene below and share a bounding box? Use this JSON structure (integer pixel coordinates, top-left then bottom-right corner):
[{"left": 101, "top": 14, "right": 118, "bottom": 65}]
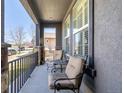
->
[{"left": 19, "top": 64, "right": 72, "bottom": 93}]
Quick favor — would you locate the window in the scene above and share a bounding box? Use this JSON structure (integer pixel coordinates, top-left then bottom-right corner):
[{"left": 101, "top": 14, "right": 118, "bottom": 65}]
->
[
  {"left": 84, "top": 1, "right": 88, "bottom": 25},
  {"left": 64, "top": 15, "right": 70, "bottom": 53},
  {"left": 77, "top": 8, "right": 83, "bottom": 28},
  {"left": 74, "top": 32, "right": 83, "bottom": 55},
  {"left": 74, "top": 29, "right": 88, "bottom": 56},
  {"left": 73, "top": 0, "right": 88, "bottom": 56},
  {"left": 83, "top": 29, "right": 88, "bottom": 56},
  {"left": 65, "top": 37, "right": 70, "bottom": 53}
]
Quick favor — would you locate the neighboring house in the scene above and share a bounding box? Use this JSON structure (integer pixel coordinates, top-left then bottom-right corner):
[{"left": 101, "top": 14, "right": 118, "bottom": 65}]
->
[
  {"left": 44, "top": 33, "right": 56, "bottom": 60},
  {"left": 44, "top": 33, "right": 56, "bottom": 51}
]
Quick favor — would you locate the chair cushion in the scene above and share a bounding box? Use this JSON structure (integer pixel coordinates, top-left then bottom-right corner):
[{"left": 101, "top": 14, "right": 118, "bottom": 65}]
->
[
  {"left": 65, "top": 56, "right": 85, "bottom": 85},
  {"left": 53, "top": 50, "right": 63, "bottom": 60},
  {"left": 48, "top": 73, "right": 74, "bottom": 89}
]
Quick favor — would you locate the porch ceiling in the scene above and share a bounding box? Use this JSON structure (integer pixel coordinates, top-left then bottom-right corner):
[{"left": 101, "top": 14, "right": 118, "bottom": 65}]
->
[{"left": 20, "top": 0, "right": 73, "bottom": 23}]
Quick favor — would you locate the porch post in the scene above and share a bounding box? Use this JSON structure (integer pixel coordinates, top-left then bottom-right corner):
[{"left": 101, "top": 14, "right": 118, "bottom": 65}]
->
[
  {"left": 1, "top": 1, "right": 11, "bottom": 93},
  {"left": 1, "top": 0, "right": 4, "bottom": 43},
  {"left": 40, "top": 24, "right": 45, "bottom": 64},
  {"left": 56, "top": 23, "right": 62, "bottom": 50},
  {"left": 36, "top": 24, "right": 41, "bottom": 65},
  {"left": 88, "top": 0, "right": 94, "bottom": 68}
]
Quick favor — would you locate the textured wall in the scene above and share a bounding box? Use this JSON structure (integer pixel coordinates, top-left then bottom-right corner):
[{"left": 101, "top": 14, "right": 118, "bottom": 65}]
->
[{"left": 94, "top": 0, "right": 122, "bottom": 93}]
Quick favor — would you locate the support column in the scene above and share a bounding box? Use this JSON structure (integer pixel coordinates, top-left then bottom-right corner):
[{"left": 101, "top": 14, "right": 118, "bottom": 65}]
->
[
  {"left": 40, "top": 24, "right": 45, "bottom": 64},
  {"left": 36, "top": 24, "right": 41, "bottom": 65},
  {"left": 56, "top": 23, "right": 62, "bottom": 50},
  {"left": 1, "top": 0, "right": 4, "bottom": 43},
  {"left": 1, "top": 0, "right": 11, "bottom": 93},
  {"left": 1, "top": 43, "right": 11, "bottom": 93},
  {"left": 36, "top": 24, "right": 40, "bottom": 46}
]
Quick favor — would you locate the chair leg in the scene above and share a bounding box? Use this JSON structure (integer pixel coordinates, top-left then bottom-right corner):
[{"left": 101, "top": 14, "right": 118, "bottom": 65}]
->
[
  {"left": 72, "top": 89, "right": 76, "bottom": 93},
  {"left": 47, "top": 63, "right": 49, "bottom": 70},
  {"left": 72, "top": 89, "right": 79, "bottom": 93},
  {"left": 54, "top": 89, "right": 56, "bottom": 93},
  {"left": 77, "top": 89, "right": 79, "bottom": 93}
]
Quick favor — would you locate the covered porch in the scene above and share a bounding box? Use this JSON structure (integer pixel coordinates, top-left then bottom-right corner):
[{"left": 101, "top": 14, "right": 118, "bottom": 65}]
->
[
  {"left": 4, "top": 0, "right": 95, "bottom": 93},
  {"left": 1, "top": 0, "right": 121, "bottom": 93}
]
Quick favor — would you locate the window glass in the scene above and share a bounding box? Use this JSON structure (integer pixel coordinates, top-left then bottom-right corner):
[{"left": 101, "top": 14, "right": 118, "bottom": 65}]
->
[
  {"left": 64, "top": 15, "right": 70, "bottom": 37},
  {"left": 73, "top": 19, "right": 77, "bottom": 32},
  {"left": 84, "top": 1, "right": 88, "bottom": 25},
  {"left": 64, "top": 15, "right": 70, "bottom": 53},
  {"left": 77, "top": 8, "right": 83, "bottom": 28},
  {"left": 73, "top": 0, "right": 88, "bottom": 56},
  {"left": 73, "top": 0, "right": 88, "bottom": 32},
  {"left": 65, "top": 37, "right": 70, "bottom": 53},
  {"left": 83, "top": 29, "right": 88, "bottom": 56},
  {"left": 74, "top": 29, "right": 88, "bottom": 56},
  {"left": 74, "top": 32, "right": 83, "bottom": 55}
]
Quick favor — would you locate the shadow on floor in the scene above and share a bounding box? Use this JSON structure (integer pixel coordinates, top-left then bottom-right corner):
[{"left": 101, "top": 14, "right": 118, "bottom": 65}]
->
[{"left": 19, "top": 64, "right": 72, "bottom": 93}]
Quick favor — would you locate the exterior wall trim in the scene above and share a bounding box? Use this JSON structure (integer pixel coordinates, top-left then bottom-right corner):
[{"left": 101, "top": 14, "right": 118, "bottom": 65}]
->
[
  {"left": 63, "top": 0, "right": 77, "bottom": 23},
  {"left": 20, "top": 0, "right": 39, "bottom": 24},
  {"left": 62, "top": 0, "right": 95, "bottom": 92}
]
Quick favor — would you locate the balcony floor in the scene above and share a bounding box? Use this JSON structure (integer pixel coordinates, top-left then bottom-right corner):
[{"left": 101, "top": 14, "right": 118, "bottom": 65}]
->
[{"left": 19, "top": 64, "right": 72, "bottom": 93}]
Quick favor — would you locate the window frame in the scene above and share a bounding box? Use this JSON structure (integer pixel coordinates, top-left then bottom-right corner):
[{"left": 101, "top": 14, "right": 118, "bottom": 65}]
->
[
  {"left": 72, "top": 0, "right": 89, "bottom": 57},
  {"left": 64, "top": 15, "right": 71, "bottom": 54}
]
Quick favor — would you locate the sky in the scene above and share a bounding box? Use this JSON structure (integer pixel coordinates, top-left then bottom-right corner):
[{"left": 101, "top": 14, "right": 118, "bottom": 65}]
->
[
  {"left": 4, "top": 0, "right": 35, "bottom": 43},
  {"left": 44, "top": 28, "right": 56, "bottom": 33},
  {"left": 4, "top": 0, "right": 56, "bottom": 44}
]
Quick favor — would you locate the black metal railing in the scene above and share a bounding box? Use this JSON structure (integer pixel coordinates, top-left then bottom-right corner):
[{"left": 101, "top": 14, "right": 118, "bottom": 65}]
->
[{"left": 8, "top": 52, "right": 38, "bottom": 93}]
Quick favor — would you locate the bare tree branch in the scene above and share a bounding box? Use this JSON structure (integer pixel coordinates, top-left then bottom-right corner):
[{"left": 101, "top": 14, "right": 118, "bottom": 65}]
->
[{"left": 9, "top": 26, "right": 26, "bottom": 53}]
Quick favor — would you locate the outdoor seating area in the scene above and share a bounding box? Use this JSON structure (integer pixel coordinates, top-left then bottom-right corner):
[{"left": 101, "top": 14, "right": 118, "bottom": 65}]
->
[
  {"left": 1, "top": 0, "right": 121, "bottom": 93},
  {"left": 48, "top": 56, "right": 86, "bottom": 93},
  {"left": 46, "top": 50, "right": 64, "bottom": 70},
  {"left": 18, "top": 53, "right": 87, "bottom": 93}
]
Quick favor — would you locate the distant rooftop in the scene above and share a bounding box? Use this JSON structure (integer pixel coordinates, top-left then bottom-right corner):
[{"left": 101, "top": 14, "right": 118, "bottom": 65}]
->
[{"left": 44, "top": 33, "right": 55, "bottom": 38}]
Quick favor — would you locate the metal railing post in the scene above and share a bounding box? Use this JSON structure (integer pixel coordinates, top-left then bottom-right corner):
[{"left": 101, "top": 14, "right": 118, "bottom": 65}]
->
[
  {"left": 14, "top": 61, "right": 16, "bottom": 93},
  {"left": 8, "top": 51, "right": 38, "bottom": 93},
  {"left": 11, "top": 63, "right": 13, "bottom": 93}
]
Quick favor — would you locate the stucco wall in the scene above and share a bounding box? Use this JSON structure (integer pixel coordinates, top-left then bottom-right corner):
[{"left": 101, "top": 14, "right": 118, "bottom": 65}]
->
[
  {"left": 94, "top": 0, "right": 122, "bottom": 93},
  {"left": 62, "top": 0, "right": 121, "bottom": 93}
]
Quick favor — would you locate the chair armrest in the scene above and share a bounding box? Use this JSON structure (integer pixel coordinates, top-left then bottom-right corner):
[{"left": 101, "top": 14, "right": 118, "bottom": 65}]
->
[
  {"left": 51, "top": 67, "right": 65, "bottom": 73},
  {"left": 54, "top": 74, "right": 82, "bottom": 87},
  {"left": 53, "top": 60, "right": 68, "bottom": 65}
]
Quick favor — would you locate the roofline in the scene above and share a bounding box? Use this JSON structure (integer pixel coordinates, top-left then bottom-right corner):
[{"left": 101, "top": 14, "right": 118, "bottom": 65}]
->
[
  {"left": 63, "top": 0, "right": 77, "bottom": 22},
  {"left": 20, "top": 0, "right": 39, "bottom": 24}
]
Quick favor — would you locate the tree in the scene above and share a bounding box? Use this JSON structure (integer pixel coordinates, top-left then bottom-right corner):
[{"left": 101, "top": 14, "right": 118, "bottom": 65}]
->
[
  {"left": 9, "top": 26, "right": 26, "bottom": 53},
  {"left": 29, "top": 24, "right": 36, "bottom": 52}
]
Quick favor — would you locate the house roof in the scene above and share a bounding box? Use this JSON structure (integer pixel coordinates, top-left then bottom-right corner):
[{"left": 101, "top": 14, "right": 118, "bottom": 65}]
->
[{"left": 44, "top": 33, "right": 55, "bottom": 38}]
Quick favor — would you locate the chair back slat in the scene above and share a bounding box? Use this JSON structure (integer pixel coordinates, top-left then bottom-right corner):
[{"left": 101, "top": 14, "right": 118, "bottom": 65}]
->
[{"left": 53, "top": 50, "right": 63, "bottom": 60}]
